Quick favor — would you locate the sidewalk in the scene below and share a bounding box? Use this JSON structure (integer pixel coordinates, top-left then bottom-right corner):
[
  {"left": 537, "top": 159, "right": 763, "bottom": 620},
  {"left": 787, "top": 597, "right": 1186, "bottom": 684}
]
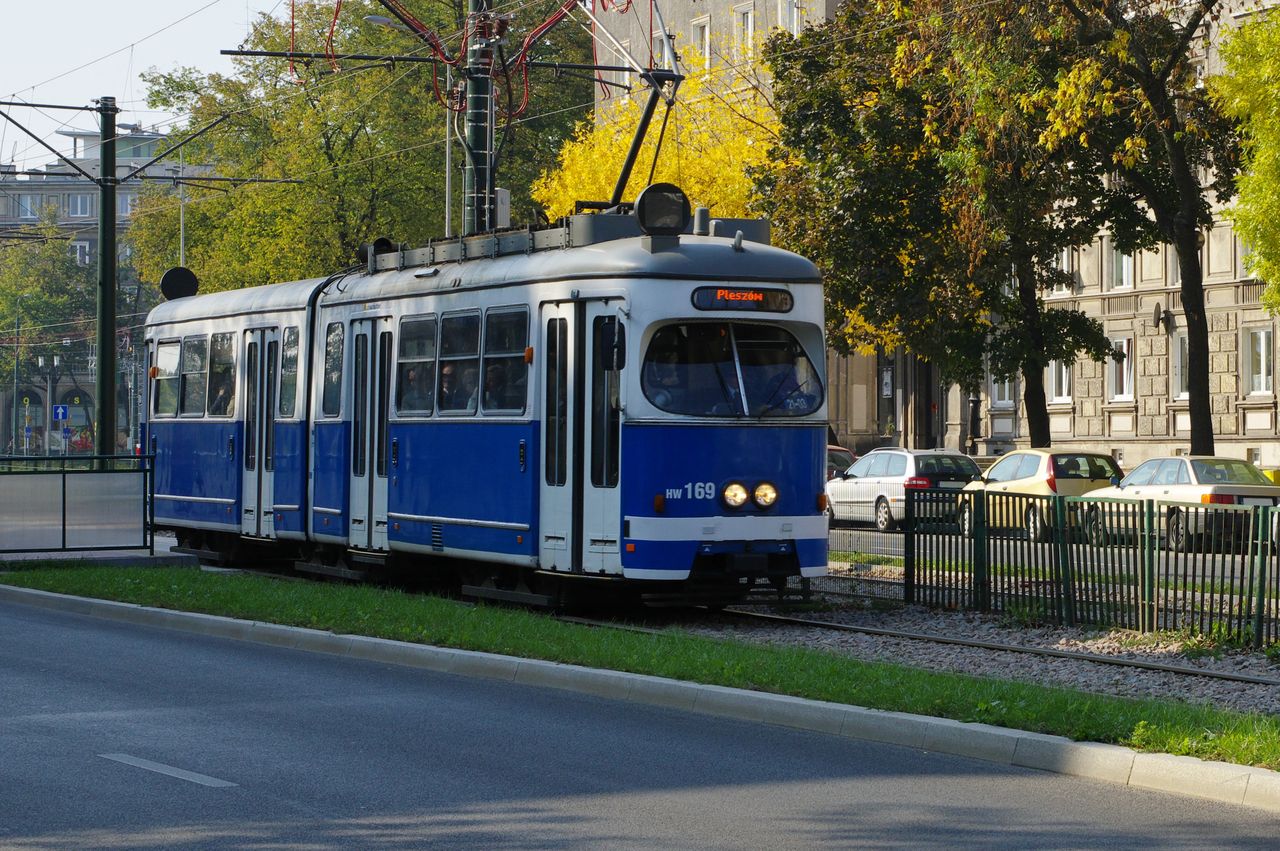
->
[{"left": 0, "top": 534, "right": 197, "bottom": 568}]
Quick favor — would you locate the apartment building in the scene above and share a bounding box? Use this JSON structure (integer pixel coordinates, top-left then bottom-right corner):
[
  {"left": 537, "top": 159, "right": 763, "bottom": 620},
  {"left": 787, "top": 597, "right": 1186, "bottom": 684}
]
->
[{"left": 590, "top": 1, "right": 1277, "bottom": 462}]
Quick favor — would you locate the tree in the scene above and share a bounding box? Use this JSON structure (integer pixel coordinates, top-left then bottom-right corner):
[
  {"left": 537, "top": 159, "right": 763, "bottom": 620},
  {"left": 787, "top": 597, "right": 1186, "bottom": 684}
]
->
[
  {"left": 127, "top": 0, "right": 591, "bottom": 292},
  {"left": 898, "top": 1, "right": 1127, "bottom": 445},
  {"left": 761, "top": 2, "right": 1114, "bottom": 444},
  {"left": 0, "top": 215, "right": 98, "bottom": 449},
  {"left": 531, "top": 57, "right": 779, "bottom": 219},
  {"left": 1213, "top": 8, "right": 1280, "bottom": 303},
  {"left": 1044, "top": 0, "right": 1243, "bottom": 454}
]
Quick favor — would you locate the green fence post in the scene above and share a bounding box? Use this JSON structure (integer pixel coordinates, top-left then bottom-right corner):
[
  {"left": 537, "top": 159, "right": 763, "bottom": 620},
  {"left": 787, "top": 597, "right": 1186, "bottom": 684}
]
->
[
  {"left": 1141, "top": 499, "right": 1156, "bottom": 633},
  {"left": 1054, "top": 495, "right": 1075, "bottom": 626},
  {"left": 903, "top": 489, "right": 916, "bottom": 606},
  {"left": 1254, "top": 505, "right": 1271, "bottom": 649},
  {"left": 973, "top": 491, "right": 989, "bottom": 612}
]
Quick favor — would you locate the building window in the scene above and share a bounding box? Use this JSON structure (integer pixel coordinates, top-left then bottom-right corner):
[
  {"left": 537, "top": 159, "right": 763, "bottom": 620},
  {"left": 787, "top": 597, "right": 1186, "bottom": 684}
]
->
[
  {"left": 1165, "top": 243, "right": 1182, "bottom": 286},
  {"left": 17, "top": 194, "right": 40, "bottom": 219},
  {"left": 691, "top": 18, "right": 711, "bottom": 68},
  {"left": 1109, "top": 241, "right": 1134, "bottom": 290},
  {"left": 116, "top": 193, "right": 137, "bottom": 218},
  {"left": 1051, "top": 247, "right": 1077, "bottom": 293},
  {"left": 651, "top": 31, "right": 672, "bottom": 69},
  {"left": 1047, "top": 360, "right": 1071, "bottom": 402},
  {"left": 1237, "top": 234, "right": 1255, "bottom": 280},
  {"left": 1109, "top": 338, "right": 1133, "bottom": 401},
  {"left": 70, "top": 242, "right": 91, "bottom": 266},
  {"left": 734, "top": 4, "right": 755, "bottom": 60},
  {"left": 1172, "top": 333, "right": 1189, "bottom": 400},
  {"left": 776, "top": 0, "right": 800, "bottom": 34},
  {"left": 1246, "top": 327, "right": 1273, "bottom": 396},
  {"left": 68, "top": 194, "right": 93, "bottom": 217},
  {"left": 990, "top": 374, "right": 1015, "bottom": 408}
]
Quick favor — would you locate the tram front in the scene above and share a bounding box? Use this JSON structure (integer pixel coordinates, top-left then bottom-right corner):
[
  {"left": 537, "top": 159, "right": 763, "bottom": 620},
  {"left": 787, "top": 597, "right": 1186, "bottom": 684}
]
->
[{"left": 619, "top": 273, "right": 829, "bottom": 601}]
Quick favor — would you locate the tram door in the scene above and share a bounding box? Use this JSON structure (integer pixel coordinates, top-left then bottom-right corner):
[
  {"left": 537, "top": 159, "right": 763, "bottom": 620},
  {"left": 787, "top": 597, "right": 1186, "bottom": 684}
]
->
[
  {"left": 538, "top": 302, "right": 624, "bottom": 574},
  {"left": 348, "top": 317, "right": 393, "bottom": 551},
  {"left": 242, "top": 328, "right": 280, "bottom": 538}
]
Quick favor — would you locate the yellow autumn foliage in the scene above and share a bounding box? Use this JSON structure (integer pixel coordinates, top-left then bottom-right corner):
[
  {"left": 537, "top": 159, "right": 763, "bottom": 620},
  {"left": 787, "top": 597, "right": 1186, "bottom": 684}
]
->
[{"left": 531, "top": 57, "right": 781, "bottom": 220}]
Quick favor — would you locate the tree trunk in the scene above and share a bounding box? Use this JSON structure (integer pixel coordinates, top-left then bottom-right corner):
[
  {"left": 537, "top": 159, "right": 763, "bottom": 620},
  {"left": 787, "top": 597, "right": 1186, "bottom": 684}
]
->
[
  {"left": 1022, "top": 363, "right": 1051, "bottom": 447},
  {"left": 1177, "top": 230, "right": 1215, "bottom": 455},
  {"left": 1015, "top": 252, "right": 1051, "bottom": 447}
]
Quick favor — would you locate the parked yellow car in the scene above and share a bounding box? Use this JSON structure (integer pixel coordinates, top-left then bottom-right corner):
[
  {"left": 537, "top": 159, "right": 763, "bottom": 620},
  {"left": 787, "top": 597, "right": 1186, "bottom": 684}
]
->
[{"left": 958, "top": 448, "right": 1122, "bottom": 541}]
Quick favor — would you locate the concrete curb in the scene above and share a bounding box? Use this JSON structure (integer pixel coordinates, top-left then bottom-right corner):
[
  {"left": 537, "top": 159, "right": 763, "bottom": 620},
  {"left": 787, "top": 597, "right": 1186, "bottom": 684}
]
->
[{"left": 4, "top": 582, "right": 1280, "bottom": 813}]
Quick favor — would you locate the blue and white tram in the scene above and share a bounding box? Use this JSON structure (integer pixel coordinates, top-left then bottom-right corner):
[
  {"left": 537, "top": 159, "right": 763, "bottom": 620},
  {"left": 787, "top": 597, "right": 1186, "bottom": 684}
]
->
[{"left": 145, "top": 190, "right": 829, "bottom": 603}]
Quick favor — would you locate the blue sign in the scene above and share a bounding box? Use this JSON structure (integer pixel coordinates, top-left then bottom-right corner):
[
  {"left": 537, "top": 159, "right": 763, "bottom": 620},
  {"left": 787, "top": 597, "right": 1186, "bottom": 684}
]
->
[
  {"left": 24, "top": 426, "right": 32, "bottom": 438},
  {"left": 62, "top": 427, "right": 72, "bottom": 440},
  {"left": 53, "top": 405, "right": 69, "bottom": 421}
]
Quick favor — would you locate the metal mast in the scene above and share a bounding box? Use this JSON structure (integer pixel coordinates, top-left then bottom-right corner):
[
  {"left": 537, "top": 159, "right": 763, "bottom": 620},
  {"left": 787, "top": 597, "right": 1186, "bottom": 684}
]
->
[{"left": 462, "top": 0, "right": 497, "bottom": 235}]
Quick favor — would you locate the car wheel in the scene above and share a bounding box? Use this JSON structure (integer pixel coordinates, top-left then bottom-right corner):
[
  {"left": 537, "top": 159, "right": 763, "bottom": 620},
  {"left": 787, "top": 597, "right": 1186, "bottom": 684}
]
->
[
  {"left": 874, "top": 497, "right": 896, "bottom": 532},
  {"left": 1025, "top": 505, "right": 1047, "bottom": 543},
  {"left": 1085, "top": 505, "right": 1108, "bottom": 547},
  {"left": 1167, "top": 508, "right": 1194, "bottom": 553}
]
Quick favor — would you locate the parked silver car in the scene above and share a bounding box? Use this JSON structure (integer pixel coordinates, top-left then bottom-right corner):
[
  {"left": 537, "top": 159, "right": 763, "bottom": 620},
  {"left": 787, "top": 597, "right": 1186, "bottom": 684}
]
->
[{"left": 826, "top": 448, "right": 981, "bottom": 531}]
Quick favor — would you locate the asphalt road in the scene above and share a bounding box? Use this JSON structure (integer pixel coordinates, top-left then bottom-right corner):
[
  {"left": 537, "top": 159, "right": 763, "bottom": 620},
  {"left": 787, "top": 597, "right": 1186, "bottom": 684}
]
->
[{"left": 2, "top": 598, "right": 1278, "bottom": 849}]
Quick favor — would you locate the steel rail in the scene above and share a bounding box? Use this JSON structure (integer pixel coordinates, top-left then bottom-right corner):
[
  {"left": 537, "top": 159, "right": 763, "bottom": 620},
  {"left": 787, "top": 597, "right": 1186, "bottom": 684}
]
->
[{"left": 721, "top": 608, "right": 1280, "bottom": 688}]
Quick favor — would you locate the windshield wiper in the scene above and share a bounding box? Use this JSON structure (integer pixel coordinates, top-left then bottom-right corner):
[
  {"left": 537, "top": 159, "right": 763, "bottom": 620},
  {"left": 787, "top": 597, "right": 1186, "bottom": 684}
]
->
[{"left": 754, "top": 378, "right": 813, "bottom": 417}]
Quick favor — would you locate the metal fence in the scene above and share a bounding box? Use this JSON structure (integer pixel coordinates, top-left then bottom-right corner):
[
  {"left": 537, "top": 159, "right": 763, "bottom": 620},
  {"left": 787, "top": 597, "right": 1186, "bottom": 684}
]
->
[
  {"left": 895, "top": 489, "right": 1280, "bottom": 647},
  {"left": 0, "top": 455, "right": 154, "bottom": 555}
]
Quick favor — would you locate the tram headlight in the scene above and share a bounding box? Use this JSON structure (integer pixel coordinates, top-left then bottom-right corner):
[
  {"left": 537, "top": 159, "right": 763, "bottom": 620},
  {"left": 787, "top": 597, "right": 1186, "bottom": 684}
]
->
[
  {"left": 753, "top": 482, "right": 778, "bottom": 508},
  {"left": 722, "top": 482, "right": 749, "bottom": 508}
]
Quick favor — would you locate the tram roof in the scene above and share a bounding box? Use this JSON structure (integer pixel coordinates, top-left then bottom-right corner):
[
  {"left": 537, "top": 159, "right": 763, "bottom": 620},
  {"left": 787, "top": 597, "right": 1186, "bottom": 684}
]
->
[
  {"left": 147, "top": 217, "right": 821, "bottom": 327},
  {"left": 332, "top": 233, "right": 821, "bottom": 304},
  {"left": 146, "top": 276, "right": 330, "bottom": 327}
]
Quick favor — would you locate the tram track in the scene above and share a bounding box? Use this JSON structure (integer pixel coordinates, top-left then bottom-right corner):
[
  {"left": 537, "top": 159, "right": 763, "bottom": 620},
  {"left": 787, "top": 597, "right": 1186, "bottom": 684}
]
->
[{"left": 719, "top": 607, "right": 1280, "bottom": 688}]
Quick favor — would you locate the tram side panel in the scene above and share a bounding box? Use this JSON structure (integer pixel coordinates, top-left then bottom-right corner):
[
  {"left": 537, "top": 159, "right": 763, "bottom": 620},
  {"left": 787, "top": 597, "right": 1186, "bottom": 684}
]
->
[
  {"left": 151, "top": 417, "right": 242, "bottom": 533},
  {"left": 386, "top": 420, "right": 538, "bottom": 564},
  {"left": 620, "top": 423, "right": 827, "bottom": 581}
]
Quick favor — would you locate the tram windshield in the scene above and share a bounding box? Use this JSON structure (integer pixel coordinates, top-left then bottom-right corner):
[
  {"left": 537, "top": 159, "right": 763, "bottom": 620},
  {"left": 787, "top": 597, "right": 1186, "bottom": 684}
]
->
[{"left": 642, "top": 323, "right": 821, "bottom": 417}]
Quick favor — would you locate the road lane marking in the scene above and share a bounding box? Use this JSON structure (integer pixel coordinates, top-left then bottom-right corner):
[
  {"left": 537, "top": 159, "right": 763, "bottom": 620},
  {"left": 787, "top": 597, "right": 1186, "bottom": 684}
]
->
[{"left": 99, "top": 753, "right": 238, "bottom": 788}]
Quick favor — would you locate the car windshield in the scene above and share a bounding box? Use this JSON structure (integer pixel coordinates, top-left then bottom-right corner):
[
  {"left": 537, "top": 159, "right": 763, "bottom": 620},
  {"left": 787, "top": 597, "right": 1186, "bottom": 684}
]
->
[
  {"left": 1191, "top": 459, "right": 1272, "bottom": 486},
  {"left": 1053, "top": 454, "right": 1119, "bottom": 479},
  {"left": 642, "top": 322, "right": 822, "bottom": 417}
]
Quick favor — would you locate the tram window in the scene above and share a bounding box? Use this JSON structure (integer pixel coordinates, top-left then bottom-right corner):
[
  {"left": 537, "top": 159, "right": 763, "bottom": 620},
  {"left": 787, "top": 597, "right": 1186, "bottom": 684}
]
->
[
  {"left": 153, "top": 342, "right": 180, "bottom": 417},
  {"left": 278, "top": 327, "right": 299, "bottom": 418},
  {"left": 322, "top": 322, "right": 344, "bottom": 417},
  {"left": 396, "top": 316, "right": 436, "bottom": 415},
  {"left": 438, "top": 312, "right": 480, "bottom": 413},
  {"left": 642, "top": 322, "right": 821, "bottom": 417},
  {"left": 736, "top": 325, "right": 821, "bottom": 416},
  {"left": 245, "top": 340, "right": 258, "bottom": 472},
  {"left": 179, "top": 337, "right": 208, "bottom": 416},
  {"left": 353, "top": 333, "right": 367, "bottom": 476},
  {"left": 482, "top": 307, "right": 528, "bottom": 413},
  {"left": 264, "top": 340, "right": 278, "bottom": 471},
  {"left": 207, "top": 333, "right": 236, "bottom": 417},
  {"left": 591, "top": 317, "right": 623, "bottom": 487},
  {"left": 545, "top": 318, "right": 568, "bottom": 486}
]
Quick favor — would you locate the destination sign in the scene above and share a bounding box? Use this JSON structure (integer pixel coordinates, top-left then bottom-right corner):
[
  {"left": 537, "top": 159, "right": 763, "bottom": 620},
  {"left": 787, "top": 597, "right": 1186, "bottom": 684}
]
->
[{"left": 690, "top": 287, "right": 793, "bottom": 312}]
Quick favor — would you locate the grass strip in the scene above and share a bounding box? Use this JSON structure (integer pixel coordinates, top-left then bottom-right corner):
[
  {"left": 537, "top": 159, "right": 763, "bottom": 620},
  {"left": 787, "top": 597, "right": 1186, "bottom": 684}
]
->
[{"left": 5, "top": 564, "right": 1280, "bottom": 770}]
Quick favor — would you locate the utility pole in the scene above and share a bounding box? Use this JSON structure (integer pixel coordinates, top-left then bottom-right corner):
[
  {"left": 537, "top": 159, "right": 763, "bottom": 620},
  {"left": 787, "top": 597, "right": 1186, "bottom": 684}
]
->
[
  {"left": 463, "top": 0, "right": 495, "bottom": 235},
  {"left": 96, "top": 96, "right": 118, "bottom": 457}
]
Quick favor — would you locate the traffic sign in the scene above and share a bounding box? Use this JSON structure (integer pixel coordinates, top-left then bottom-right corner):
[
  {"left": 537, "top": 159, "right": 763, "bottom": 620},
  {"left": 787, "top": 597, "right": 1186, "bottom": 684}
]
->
[
  {"left": 53, "top": 405, "right": 69, "bottom": 421},
  {"left": 62, "top": 427, "right": 71, "bottom": 440},
  {"left": 24, "top": 426, "right": 31, "bottom": 438}
]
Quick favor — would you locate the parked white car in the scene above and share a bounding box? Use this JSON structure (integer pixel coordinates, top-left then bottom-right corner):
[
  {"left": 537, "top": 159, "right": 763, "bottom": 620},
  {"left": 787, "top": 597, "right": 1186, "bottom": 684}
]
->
[
  {"left": 826, "top": 448, "right": 980, "bottom": 531},
  {"left": 1082, "top": 456, "right": 1280, "bottom": 550}
]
